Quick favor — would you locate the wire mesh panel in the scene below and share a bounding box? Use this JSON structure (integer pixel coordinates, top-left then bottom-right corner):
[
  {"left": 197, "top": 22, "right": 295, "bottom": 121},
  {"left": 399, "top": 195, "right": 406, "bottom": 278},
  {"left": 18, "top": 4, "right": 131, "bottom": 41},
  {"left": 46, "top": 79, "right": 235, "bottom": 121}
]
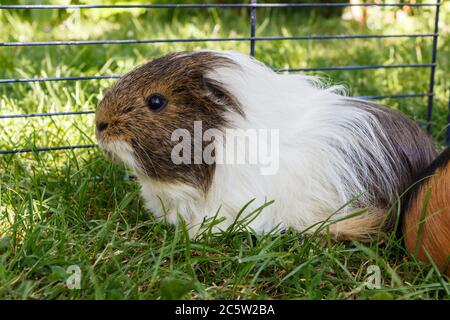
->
[{"left": 0, "top": 1, "right": 447, "bottom": 155}]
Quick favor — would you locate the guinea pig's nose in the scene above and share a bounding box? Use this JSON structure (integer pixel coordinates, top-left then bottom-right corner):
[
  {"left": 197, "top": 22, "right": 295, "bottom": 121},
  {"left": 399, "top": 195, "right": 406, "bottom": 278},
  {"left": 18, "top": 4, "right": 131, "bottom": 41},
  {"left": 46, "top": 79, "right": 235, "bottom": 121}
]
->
[{"left": 97, "top": 121, "right": 109, "bottom": 132}]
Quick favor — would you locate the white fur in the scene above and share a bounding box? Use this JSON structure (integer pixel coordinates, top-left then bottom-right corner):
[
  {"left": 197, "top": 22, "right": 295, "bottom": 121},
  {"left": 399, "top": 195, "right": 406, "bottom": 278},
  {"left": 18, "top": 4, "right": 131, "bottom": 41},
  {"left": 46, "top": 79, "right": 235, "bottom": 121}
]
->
[
  {"left": 102, "top": 141, "right": 141, "bottom": 170},
  {"left": 110, "top": 51, "right": 403, "bottom": 236}
]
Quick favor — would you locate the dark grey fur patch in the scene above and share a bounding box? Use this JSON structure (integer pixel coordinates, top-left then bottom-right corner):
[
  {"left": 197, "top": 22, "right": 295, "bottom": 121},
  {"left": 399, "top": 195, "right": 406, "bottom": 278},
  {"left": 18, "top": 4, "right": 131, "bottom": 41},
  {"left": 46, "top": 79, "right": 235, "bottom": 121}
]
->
[{"left": 345, "top": 99, "right": 437, "bottom": 229}]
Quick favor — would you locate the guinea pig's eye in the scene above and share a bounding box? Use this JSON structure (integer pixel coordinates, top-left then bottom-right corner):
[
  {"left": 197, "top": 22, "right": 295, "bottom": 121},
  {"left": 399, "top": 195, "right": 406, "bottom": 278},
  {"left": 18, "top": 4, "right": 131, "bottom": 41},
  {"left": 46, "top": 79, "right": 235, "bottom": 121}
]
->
[{"left": 145, "top": 94, "right": 167, "bottom": 112}]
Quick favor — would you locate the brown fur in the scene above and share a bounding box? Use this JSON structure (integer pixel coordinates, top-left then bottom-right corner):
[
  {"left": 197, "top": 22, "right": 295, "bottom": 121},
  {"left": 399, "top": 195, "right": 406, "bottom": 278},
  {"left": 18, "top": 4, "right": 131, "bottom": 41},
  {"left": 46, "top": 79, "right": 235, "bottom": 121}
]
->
[
  {"left": 96, "top": 52, "right": 243, "bottom": 193},
  {"left": 403, "top": 148, "right": 450, "bottom": 276}
]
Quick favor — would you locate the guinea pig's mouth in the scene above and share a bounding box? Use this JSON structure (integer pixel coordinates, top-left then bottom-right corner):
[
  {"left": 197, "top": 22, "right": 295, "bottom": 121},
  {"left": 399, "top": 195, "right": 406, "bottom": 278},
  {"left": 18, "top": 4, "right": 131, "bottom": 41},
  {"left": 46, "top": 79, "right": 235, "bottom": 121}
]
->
[{"left": 99, "top": 140, "right": 141, "bottom": 171}]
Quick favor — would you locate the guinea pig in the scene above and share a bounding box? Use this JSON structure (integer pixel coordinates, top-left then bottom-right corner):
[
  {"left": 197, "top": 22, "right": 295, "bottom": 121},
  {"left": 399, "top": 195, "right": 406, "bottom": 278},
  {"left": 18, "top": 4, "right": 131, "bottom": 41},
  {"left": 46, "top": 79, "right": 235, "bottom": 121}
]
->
[
  {"left": 95, "top": 50, "right": 437, "bottom": 240},
  {"left": 402, "top": 148, "right": 450, "bottom": 276}
]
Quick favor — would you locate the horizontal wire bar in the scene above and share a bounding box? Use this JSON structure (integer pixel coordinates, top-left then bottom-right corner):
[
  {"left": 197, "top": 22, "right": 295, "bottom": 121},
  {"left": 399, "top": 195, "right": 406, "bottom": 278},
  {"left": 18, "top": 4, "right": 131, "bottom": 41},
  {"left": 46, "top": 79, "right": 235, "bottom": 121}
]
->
[
  {"left": 358, "top": 93, "right": 430, "bottom": 100},
  {"left": 0, "top": 144, "right": 97, "bottom": 155},
  {"left": 0, "top": 63, "right": 435, "bottom": 84},
  {"left": 0, "top": 110, "right": 95, "bottom": 119},
  {"left": 0, "top": 3, "right": 440, "bottom": 9},
  {"left": 0, "top": 75, "right": 120, "bottom": 84},
  {"left": 276, "top": 63, "right": 435, "bottom": 72},
  {"left": 0, "top": 93, "right": 429, "bottom": 120},
  {"left": 0, "top": 34, "right": 437, "bottom": 47}
]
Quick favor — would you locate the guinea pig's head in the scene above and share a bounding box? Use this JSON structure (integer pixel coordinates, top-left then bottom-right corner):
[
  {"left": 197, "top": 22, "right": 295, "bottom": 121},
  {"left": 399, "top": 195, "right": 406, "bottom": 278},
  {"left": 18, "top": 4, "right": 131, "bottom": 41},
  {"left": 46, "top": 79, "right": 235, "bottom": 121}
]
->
[{"left": 95, "top": 51, "right": 243, "bottom": 191}]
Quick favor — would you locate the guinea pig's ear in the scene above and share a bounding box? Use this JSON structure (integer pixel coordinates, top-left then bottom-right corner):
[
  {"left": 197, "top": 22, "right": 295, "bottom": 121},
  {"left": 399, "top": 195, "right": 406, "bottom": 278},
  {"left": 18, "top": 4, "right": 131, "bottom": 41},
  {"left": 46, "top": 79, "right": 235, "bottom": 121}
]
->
[{"left": 202, "top": 77, "right": 244, "bottom": 116}]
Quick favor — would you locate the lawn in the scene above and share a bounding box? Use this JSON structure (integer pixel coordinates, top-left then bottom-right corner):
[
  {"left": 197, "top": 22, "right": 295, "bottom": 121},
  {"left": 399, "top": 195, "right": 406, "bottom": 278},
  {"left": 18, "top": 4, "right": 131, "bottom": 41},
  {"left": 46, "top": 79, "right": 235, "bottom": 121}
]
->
[{"left": 0, "top": 1, "right": 449, "bottom": 299}]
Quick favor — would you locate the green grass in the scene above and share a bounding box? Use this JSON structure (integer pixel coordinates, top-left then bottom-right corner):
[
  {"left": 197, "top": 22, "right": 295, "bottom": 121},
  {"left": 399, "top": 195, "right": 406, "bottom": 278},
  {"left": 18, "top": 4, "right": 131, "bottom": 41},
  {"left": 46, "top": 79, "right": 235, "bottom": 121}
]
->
[{"left": 0, "top": 1, "right": 449, "bottom": 299}]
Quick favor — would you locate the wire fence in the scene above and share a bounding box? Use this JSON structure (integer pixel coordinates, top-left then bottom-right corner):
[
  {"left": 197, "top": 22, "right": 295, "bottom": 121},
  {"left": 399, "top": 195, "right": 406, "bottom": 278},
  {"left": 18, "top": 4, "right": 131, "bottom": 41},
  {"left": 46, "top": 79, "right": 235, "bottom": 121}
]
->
[{"left": 0, "top": 1, "right": 447, "bottom": 155}]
